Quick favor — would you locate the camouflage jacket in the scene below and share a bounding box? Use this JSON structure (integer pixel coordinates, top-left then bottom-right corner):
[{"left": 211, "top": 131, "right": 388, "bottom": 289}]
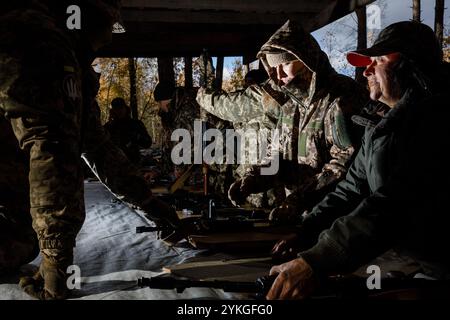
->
[
  {"left": 158, "top": 87, "right": 201, "bottom": 176},
  {"left": 196, "top": 84, "right": 280, "bottom": 132},
  {"left": 159, "top": 86, "right": 233, "bottom": 177},
  {"left": 0, "top": 7, "right": 152, "bottom": 250},
  {"left": 196, "top": 83, "right": 282, "bottom": 177},
  {"left": 249, "top": 20, "right": 369, "bottom": 211}
]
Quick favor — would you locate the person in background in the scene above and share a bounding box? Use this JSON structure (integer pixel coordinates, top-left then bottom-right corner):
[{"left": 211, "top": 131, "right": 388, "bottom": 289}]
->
[{"left": 104, "top": 97, "right": 152, "bottom": 165}]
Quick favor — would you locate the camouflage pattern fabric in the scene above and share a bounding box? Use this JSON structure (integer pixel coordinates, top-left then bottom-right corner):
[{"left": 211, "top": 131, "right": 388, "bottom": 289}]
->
[
  {"left": 158, "top": 87, "right": 201, "bottom": 177},
  {"left": 0, "top": 7, "right": 152, "bottom": 262},
  {"left": 196, "top": 83, "right": 286, "bottom": 208},
  {"left": 248, "top": 20, "right": 369, "bottom": 213},
  {"left": 201, "top": 108, "right": 234, "bottom": 201},
  {"left": 196, "top": 81, "right": 283, "bottom": 168},
  {"left": 0, "top": 7, "right": 87, "bottom": 251},
  {"left": 158, "top": 86, "right": 235, "bottom": 198}
]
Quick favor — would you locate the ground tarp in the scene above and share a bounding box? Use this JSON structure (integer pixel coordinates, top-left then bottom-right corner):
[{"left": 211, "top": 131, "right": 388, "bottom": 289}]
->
[{"left": 0, "top": 181, "right": 246, "bottom": 300}]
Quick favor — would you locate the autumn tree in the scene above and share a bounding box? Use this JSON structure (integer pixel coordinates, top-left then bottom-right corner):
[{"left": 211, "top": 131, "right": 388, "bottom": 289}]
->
[
  {"left": 319, "top": 0, "right": 387, "bottom": 78},
  {"left": 94, "top": 54, "right": 250, "bottom": 147},
  {"left": 223, "top": 58, "right": 245, "bottom": 92},
  {"left": 412, "top": 0, "right": 421, "bottom": 22},
  {"left": 444, "top": 35, "right": 450, "bottom": 62},
  {"left": 173, "top": 57, "right": 185, "bottom": 86},
  {"left": 94, "top": 57, "right": 164, "bottom": 146}
]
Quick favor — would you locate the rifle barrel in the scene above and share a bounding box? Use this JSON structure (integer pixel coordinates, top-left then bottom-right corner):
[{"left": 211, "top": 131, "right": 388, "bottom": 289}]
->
[
  {"left": 138, "top": 275, "right": 450, "bottom": 298},
  {"left": 138, "top": 276, "right": 262, "bottom": 293}
]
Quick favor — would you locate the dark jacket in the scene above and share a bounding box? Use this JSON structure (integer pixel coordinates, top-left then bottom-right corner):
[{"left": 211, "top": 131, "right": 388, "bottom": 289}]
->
[
  {"left": 104, "top": 117, "right": 152, "bottom": 164},
  {"left": 298, "top": 82, "right": 450, "bottom": 279}
]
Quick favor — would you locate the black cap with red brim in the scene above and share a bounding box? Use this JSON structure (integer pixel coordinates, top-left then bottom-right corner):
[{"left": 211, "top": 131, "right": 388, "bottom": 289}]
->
[
  {"left": 346, "top": 21, "right": 442, "bottom": 70},
  {"left": 347, "top": 39, "right": 399, "bottom": 67},
  {"left": 347, "top": 52, "right": 372, "bottom": 67}
]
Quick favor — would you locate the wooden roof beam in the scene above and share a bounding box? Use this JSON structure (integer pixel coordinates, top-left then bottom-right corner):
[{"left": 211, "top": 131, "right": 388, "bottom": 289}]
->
[
  {"left": 122, "top": 0, "right": 328, "bottom": 13},
  {"left": 122, "top": 9, "right": 311, "bottom": 26}
]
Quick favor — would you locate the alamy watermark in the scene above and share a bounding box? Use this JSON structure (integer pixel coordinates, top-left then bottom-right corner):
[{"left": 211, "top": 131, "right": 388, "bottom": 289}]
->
[
  {"left": 170, "top": 120, "right": 280, "bottom": 175},
  {"left": 366, "top": 264, "right": 381, "bottom": 290},
  {"left": 66, "top": 264, "right": 81, "bottom": 290},
  {"left": 65, "top": 5, "right": 125, "bottom": 33}
]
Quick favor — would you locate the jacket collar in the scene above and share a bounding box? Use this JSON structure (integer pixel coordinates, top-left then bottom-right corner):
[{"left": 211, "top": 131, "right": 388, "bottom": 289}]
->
[
  {"left": 351, "top": 102, "right": 389, "bottom": 128},
  {"left": 353, "top": 85, "right": 423, "bottom": 127}
]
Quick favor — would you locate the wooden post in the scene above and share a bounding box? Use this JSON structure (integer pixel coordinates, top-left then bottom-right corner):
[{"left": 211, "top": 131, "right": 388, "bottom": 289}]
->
[
  {"left": 184, "top": 56, "right": 193, "bottom": 88},
  {"left": 128, "top": 57, "right": 138, "bottom": 119},
  {"left": 215, "top": 56, "right": 224, "bottom": 90},
  {"left": 412, "top": 0, "right": 421, "bottom": 22},
  {"left": 243, "top": 55, "right": 253, "bottom": 74},
  {"left": 157, "top": 56, "right": 175, "bottom": 85},
  {"left": 355, "top": 6, "right": 367, "bottom": 85},
  {"left": 435, "top": 0, "right": 445, "bottom": 47}
]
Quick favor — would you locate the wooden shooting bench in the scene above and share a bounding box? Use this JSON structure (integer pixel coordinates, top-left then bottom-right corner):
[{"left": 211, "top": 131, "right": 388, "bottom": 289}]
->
[
  {"left": 163, "top": 255, "right": 273, "bottom": 282},
  {"left": 163, "top": 213, "right": 297, "bottom": 283},
  {"left": 187, "top": 227, "right": 296, "bottom": 252},
  {"left": 150, "top": 164, "right": 204, "bottom": 195}
]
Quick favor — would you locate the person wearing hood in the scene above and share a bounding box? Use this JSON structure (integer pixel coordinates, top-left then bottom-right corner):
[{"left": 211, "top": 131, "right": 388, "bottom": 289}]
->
[
  {"left": 267, "top": 21, "right": 450, "bottom": 300},
  {"left": 227, "top": 20, "right": 368, "bottom": 222}
]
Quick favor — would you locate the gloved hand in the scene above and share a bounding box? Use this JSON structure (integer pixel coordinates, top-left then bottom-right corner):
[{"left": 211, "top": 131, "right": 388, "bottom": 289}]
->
[
  {"left": 141, "top": 197, "right": 180, "bottom": 229},
  {"left": 19, "top": 248, "right": 72, "bottom": 300},
  {"left": 271, "top": 234, "right": 300, "bottom": 263},
  {"left": 228, "top": 176, "right": 259, "bottom": 207},
  {"left": 269, "top": 203, "right": 299, "bottom": 223}
]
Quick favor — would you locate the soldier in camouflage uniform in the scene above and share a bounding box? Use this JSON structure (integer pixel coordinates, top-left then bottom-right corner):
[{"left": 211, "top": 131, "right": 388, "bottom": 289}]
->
[
  {"left": 0, "top": 0, "right": 181, "bottom": 300},
  {"left": 196, "top": 75, "right": 286, "bottom": 208},
  {"left": 226, "top": 20, "right": 369, "bottom": 222},
  {"left": 154, "top": 79, "right": 234, "bottom": 200},
  {"left": 154, "top": 80, "right": 201, "bottom": 179}
]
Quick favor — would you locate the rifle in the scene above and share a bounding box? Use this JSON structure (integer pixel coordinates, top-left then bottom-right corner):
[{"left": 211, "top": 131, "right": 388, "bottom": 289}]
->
[
  {"left": 138, "top": 274, "right": 276, "bottom": 299},
  {"left": 138, "top": 274, "right": 450, "bottom": 299},
  {"left": 136, "top": 215, "right": 273, "bottom": 234},
  {"left": 135, "top": 188, "right": 273, "bottom": 235}
]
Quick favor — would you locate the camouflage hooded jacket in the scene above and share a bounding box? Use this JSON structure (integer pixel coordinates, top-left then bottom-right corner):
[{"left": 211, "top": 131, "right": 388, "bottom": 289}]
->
[{"left": 250, "top": 20, "right": 369, "bottom": 209}]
